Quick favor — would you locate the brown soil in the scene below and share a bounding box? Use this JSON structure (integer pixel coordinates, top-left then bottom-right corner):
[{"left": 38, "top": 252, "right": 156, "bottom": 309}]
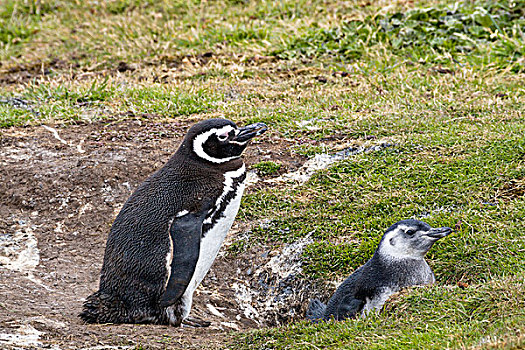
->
[{"left": 0, "top": 118, "right": 308, "bottom": 349}]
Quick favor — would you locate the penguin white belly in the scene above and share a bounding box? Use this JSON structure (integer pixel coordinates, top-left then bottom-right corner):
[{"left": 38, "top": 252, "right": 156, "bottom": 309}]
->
[
  {"left": 361, "top": 286, "right": 397, "bottom": 317},
  {"left": 180, "top": 179, "right": 246, "bottom": 319}
]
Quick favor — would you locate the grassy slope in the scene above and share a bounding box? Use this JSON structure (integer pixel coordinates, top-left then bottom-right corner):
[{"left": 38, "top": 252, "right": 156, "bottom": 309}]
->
[
  {"left": 234, "top": 277, "right": 525, "bottom": 349},
  {"left": 1, "top": 0, "right": 524, "bottom": 349}
]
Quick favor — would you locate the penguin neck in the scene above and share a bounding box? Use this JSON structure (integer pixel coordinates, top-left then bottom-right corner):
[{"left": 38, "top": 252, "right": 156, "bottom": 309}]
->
[
  {"left": 373, "top": 247, "right": 426, "bottom": 263},
  {"left": 215, "top": 157, "right": 245, "bottom": 173},
  {"left": 371, "top": 253, "right": 432, "bottom": 286}
]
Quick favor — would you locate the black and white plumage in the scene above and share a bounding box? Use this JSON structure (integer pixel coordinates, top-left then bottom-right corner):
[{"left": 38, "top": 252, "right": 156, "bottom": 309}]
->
[
  {"left": 307, "top": 219, "right": 452, "bottom": 322},
  {"left": 80, "top": 118, "right": 267, "bottom": 327}
]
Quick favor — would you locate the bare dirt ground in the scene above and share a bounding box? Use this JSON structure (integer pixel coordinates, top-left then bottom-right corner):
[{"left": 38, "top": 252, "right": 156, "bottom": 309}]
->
[{"left": 0, "top": 118, "right": 313, "bottom": 349}]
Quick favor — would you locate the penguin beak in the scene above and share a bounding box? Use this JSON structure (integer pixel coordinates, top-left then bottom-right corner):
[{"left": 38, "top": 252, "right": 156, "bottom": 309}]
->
[
  {"left": 234, "top": 122, "right": 268, "bottom": 142},
  {"left": 426, "top": 227, "right": 453, "bottom": 239}
]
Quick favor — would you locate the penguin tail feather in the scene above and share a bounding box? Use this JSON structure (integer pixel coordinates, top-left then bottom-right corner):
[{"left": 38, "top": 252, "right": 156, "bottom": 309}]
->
[
  {"left": 79, "top": 291, "right": 129, "bottom": 324},
  {"left": 306, "top": 298, "right": 326, "bottom": 321},
  {"left": 79, "top": 291, "right": 103, "bottom": 323}
]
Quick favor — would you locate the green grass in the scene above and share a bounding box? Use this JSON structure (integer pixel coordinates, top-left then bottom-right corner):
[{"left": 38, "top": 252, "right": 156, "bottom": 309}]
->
[
  {"left": 1, "top": 0, "right": 524, "bottom": 348},
  {"left": 274, "top": 0, "right": 525, "bottom": 72},
  {"left": 233, "top": 275, "right": 525, "bottom": 349},
  {"left": 241, "top": 139, "right": 525, "bottom": 281},
  {"left": 0, "top": 0, "right": 56, "bottom": 53},
  {"left": 3, "top": 0, "right": 523, "bottom": 71},
  {"left": 252, "top": 160, "right": 282, "bottom": 176},
  {"left": 0, "top": 80, "right": 222, "bottom": 127}
]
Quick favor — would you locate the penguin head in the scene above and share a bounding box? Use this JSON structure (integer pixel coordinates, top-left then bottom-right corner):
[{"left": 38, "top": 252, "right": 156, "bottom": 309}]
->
[
  {"left": 183, "top": 118, "right": 267, "bottom": 164},
  {"left": 377, "top": 219, "right": 452, "bottom": 259}
]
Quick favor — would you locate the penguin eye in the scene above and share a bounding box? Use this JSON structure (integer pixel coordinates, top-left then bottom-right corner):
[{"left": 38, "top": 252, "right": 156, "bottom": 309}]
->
[
  {"left": 405, "top": 229, "right": 416, "bottom": 236},
  {"left": 217, "top": 134, "right": 228, "bottom": 142}
]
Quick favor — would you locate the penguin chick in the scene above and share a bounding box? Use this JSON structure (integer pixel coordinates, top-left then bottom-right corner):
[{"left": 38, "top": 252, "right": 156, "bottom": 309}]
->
[
  {"left": 80, "top": 118, "right": 267, "bottom": 327},
  {"left": 307, "top": 219, "right": 452, "bottom": 322}
]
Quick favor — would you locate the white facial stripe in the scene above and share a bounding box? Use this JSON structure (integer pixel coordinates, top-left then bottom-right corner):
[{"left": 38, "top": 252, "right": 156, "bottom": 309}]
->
[
  {"left": 217, "top": 125, "right": 235, "bottom": 136},
  {"left": 193, "top": 125, "right": 239, "bottom": 163},
  {"left": 229, "top": 140, "right": 249, "bottom": 146},
  {"left": 217, "top": 128, "right": 231, "bottom": 138}
]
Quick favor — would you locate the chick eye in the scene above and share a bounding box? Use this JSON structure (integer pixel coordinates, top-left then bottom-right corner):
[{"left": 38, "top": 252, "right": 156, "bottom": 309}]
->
[{"left": 406, "top": 230, "right": 416, "bottom": 236}]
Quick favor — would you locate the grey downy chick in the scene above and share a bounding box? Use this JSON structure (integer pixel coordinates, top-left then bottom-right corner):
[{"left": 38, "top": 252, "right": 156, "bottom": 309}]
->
[{"left": 307, "top": 219, "right": 452, "bottom": 321}]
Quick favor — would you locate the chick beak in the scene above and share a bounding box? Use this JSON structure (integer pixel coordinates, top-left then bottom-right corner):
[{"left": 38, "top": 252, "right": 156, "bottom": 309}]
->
[{"left": 426, "top": 227, "right": 453, "bottom": 239}]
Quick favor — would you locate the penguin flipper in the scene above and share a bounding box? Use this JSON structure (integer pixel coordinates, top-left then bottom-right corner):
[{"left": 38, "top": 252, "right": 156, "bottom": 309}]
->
[{"left": 160, "top": 213, "right": 204, "bottom": 308}]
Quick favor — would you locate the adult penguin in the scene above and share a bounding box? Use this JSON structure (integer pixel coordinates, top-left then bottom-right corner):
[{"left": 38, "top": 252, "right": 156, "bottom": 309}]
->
[{"left": 80, "top": 118, "right": 267, "bottom": 327}]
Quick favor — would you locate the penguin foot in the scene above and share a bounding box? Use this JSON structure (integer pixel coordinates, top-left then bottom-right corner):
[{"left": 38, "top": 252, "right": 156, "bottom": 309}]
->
[
  {"left": 165, "top": 304, "right": 183, "bottom": 327},
  {"left": 182, "top": 316, "right": 211, "bottom": 328}
]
